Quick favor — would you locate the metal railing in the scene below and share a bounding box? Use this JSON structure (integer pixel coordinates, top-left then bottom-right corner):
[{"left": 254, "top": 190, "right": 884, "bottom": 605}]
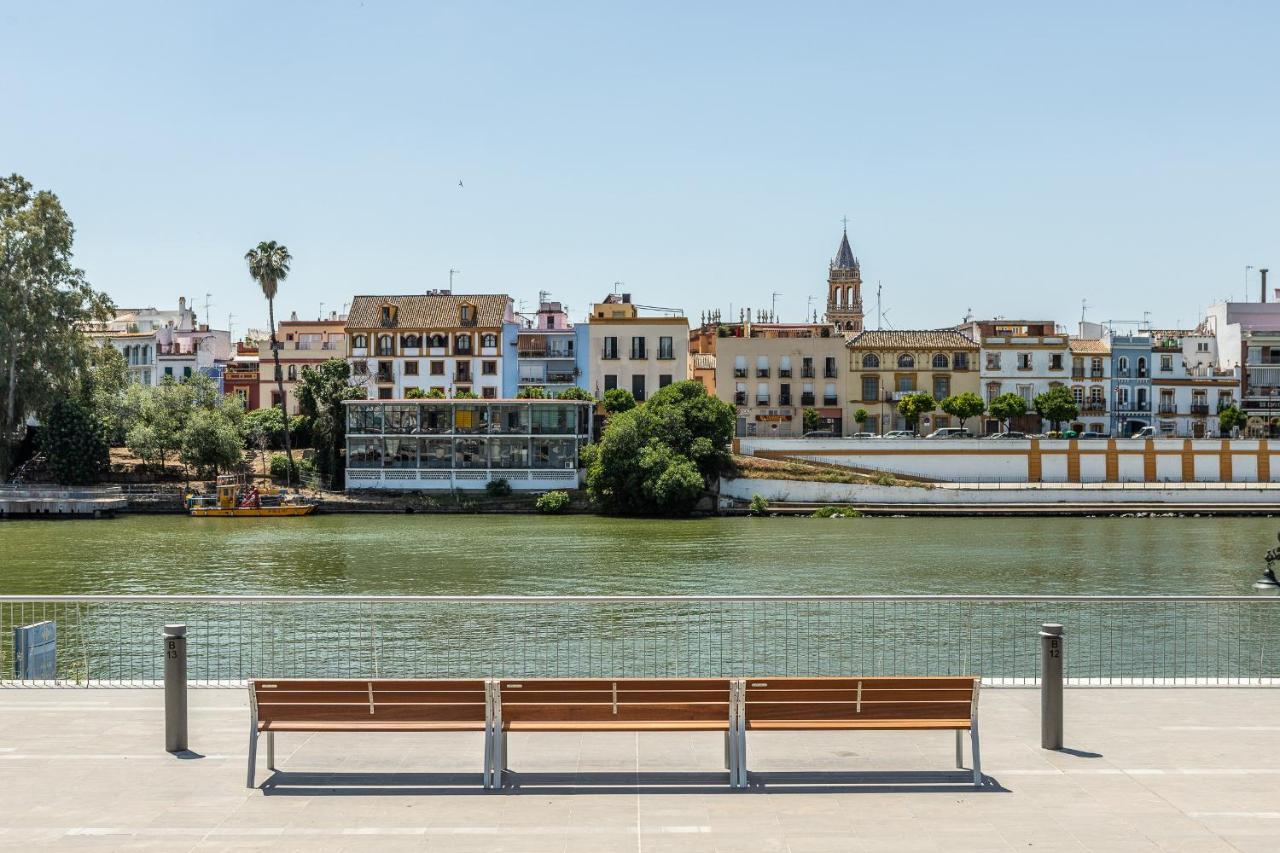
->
[{"left": 2, "top": 595, "right": 1278, "bottom": 688}]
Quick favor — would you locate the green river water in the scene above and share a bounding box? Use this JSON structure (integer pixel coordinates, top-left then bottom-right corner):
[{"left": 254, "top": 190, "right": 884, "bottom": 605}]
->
[{"left": 0, "top": 514, "right": 1273, "bottom": 596}]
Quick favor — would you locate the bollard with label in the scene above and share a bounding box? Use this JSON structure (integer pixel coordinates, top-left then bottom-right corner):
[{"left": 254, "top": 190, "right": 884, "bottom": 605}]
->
[
  {"left": 164, "top": 624, "right": 188, "bottom": 753},
  {"left": 1040, "top": 623, "right": 1064, "bottom": 750}
]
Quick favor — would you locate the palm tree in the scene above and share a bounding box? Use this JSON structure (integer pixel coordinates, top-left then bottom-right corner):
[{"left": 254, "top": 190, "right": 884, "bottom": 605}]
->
[{"left": 245, "top": 241, "right": 294, "bottom": 485}]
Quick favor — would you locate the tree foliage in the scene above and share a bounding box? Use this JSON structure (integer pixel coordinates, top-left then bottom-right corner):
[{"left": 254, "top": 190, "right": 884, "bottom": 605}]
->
[
  {"left": 40, "top": 396, "right": 109, "bottom": 485},
  {"left": 896, "top": 392, "right": 937, "bottom": 431},
  {"left": 77, "top": 344, "right": 129, "bottom": 444},
  {"left": 297, "top": 358, "right": 365, "bottom": 490},
  {"left": 555, "top": 387, "right": 594, "bottom": 401},
  {"left": 0, "top": 174, "right": 114, "bottom": 477},
  {"left": 1034, "top": 386, "right": 1079, "bottom": 430},
  {"left": 988, "top": 393, "right": 1028, "bottom": 431},
  {"left": 1219, "top": 404, "right": 1247, "bottom": 436},
  {"left": 585, "top": 380, "right": 734, "bottom": 516},
  {"left": 802, "top": 408, "right": 820, "bottom": 432},
  {"left": 516, "top": 386, "right": 548, "bottom": 399},
  {"left": 852, "top": 408, "right": 869, "bottom": 428},
  {"left": 602, "top": 387, "right": 636, "bottom": 414},
  {"left": 940, "top": 392, "right": 985, "bottom": 432},
  {"left": 245, "top": 240, "right": 293, "bottom": 482}
]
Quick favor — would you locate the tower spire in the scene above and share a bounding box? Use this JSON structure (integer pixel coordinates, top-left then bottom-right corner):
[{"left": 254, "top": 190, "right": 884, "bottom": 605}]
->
[{"left": 825, "top": 223, "right": 864, "bottom": 332}]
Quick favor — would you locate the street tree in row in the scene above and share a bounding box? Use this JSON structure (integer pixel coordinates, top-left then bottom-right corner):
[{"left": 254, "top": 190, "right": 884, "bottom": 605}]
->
[
  {"left": 1219, "top": 404, "right": 1248, "bottom": 437},
  {"left": 940, "top": 392, "right": 985, "bottom": 434},
  {"left": 245, "top": 240, "right": 294, "bottom": 484},
  {"left": 0, "top": 174, "right": 114, "bottom": 478},
  {"left": 896, "top": 392, "right": 937, "bottom": 434},
  {"left": 988, "top": 393, "right": 1028, "bottom": 433},
  {"left": 297, "top": 358, "right": 366, "bottom": 490},
  {"left": 1034, "top": 386, "right": 1080, "bottom": 432}
]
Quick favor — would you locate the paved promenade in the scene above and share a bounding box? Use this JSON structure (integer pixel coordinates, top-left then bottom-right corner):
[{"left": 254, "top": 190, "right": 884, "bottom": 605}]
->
[{"left": 0, "top": 687, "right": 1277, "bottom": 851}]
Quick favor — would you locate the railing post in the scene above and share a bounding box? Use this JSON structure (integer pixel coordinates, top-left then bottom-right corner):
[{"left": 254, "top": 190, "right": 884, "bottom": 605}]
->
[
  {"left": 164, "top": 624, "right": 188, "bottom": 753},
  {"left": 1040, "top": 623, "right": 1064, "bottom": 750}
]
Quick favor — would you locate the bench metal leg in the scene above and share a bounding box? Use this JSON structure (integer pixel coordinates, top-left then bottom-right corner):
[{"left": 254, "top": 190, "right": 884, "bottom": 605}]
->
[
  {"left": 491, "top": 730, "right": 508, "bottom": 787},
  {"left": 245, "top": 722, "right": 258, "bottom": 789},
  {"left": 483, "top": 725, "right": 494, "bottom": 790},
  {"left": 970, "top": 724, "right": 983, "bottom": 788},
  {"left": 955, "top": 729, "right": 963, "bottom": 769},
  {"left": 267, "top": 731, "right": 275, "bottom": 771},
  {"left": 735, "top": 725, "right": 748, "bottom": 789},
  {"left": 724, "top": 730, "right": 732, "bottom": 770}
]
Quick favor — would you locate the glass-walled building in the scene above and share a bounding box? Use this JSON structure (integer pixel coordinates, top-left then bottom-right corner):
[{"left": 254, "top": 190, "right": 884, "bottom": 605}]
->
[{"left": 344, "top": 398, "right": 593, "bottom": 490}]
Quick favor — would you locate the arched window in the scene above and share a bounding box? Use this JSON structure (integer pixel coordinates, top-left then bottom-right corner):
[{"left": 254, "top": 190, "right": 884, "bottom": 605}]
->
[
  {"left": 481, "top": 333, "right": 497, "bottom": 348},
  {"left": 455, "top": 334, "right": 472, "bottom": 353},
  {"left": 353, "top": 334, "right": 368, "bottom": 349},
  {"left": 862, "top": 353, "right": 880, "bottom": 369},
  {"left": 430, "top": 334, "right": 447, "bottom": 348},
  {"left": 932, "top": 353, "right": 948, "bottom": 369},
  {"left": 897, "top": 353, "right": 915, "bottom": 369},
  {"left": 376, "top": 335, "right": 393, "bottom": 356},
  {"left": 400, "top": 334, "right": 422, "bottom": 348},
  {"left": 287, "top": 365, "right": 298, "bottom": 381},
  {"left": 1118, "top": 356, "right": 1128, "bottom": 374},
  {"left": 1071, "top": 386, "right": 1084, "bottom": 405},
  {"left": 1137, "top": 357, "right": 1147, "bottom": 378}
]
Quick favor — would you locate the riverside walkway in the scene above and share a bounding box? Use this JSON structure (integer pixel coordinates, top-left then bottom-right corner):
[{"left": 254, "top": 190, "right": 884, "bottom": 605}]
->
[{"left": 1, "top": 688, "right": 1277, "bottom": 851}]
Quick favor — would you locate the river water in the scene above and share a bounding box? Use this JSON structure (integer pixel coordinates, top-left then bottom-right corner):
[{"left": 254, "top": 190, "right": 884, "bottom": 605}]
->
[{"left": 0, "top": 514, "right": 1273, "bottom": 596}]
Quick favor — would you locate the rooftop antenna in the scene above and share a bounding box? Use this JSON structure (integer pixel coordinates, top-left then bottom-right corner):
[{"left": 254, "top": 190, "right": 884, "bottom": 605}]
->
[
  {"left": 1142, "top": 311, "right": 1151, "bottom": 331},
  {"left": 881, "top": 308, "right": 895, "bottom": 330},
  {"left": 1081, "top": 298, "right": 1089, "bottom": 325},
  {"left": 1246, "top": 266, "right": 1254, "bottom": 300},
  {"left": 771, "top": 292, "right": 781, "bottom": 322},
  {"left": 448, "top": 269, "right": 459, "bottom": 293},
  {"left": 876, "top": 282, "right": 883, "bottom": 330},
  {"left": 227, "top": 313, "right": 234, "bottom": 344},
  {"left": 806, "top": 294, "right": 815, "bottom": 322},
  {"left": 202, "top": 292, "right": 212, "bottom": 327},
  {"left": 319, "top": 301, "right": 325, "bottom": 321}
]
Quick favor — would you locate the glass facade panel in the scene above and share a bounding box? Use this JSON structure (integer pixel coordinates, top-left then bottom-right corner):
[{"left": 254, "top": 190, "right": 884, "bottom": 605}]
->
[
  {"left": 419, "top": 437, "right": 453, "bottom": 469},
  {"left": 530, "top": 404, "right": 574, "bottom": 434},
  {"left": 489, "top": 404, "right": 529, "bottom": 434},
  {"left": 383, "top": 436, "right": 417, "bottom": 468},
  {"left": 383, "top": 405, "right": 419, "bottom": 434},
  {"left": 454, "top": 438, "right": 487, "bottom": 468},
  {"left": 489, "top": 438, "right": 530, "bottom": 468},
  {"left": 346, "top": 404, "right": 383, "bottom": 434},
  {"left": 532, "top": 438, "right": 577, "bottom": 469},
  {"left": 347, "top": 437, "right": 383, "bottom": 468},
  {"left": 453, "top": 405, "right": 487, "bottom": 434},
  {"left": 419, "top": 404, "right": 452, "bottom": 434}
]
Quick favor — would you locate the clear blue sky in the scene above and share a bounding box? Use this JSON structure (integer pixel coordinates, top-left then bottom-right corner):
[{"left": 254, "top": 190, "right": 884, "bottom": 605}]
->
[{"left": 6, "top": 1, "right": 1278, "bottom": 334}]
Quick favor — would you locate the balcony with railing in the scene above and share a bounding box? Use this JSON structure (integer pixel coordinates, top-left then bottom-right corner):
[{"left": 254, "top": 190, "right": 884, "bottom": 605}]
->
[
  {"left": 629, "top": 346, "right": 647, "bottom": 360},
  {"left": 823, "top": 395, "right": 838, "bottom": 406},
  {"left": 756, "top": 368, "right": 770, "bottom": 378},
  {"left": 376, "top": 368, "right": 394, "bottom": 384},
  {"left": 779, "top": 394, "right": 792, "bottom": 406},
  {"left": 734, "top": 392, "right": 747, "bottom": 405},
  {"left": 801, "top": 366, "right": 816, "bottom": 378},
  {"left": 733, "top": 367, "right": 747, "bottom": 378},
  {"left": 823, "top": 368, "right": 838, "bottom": 379},
  {"left": 1081, "top": 401, "right": 1107, "bottom": 413},
  {"left": 778, "top": 368, "right": 792, "bottom": 378},
  {"left": 1158, "top": 403, "right": 1178, "bottom": 415},
  {"left": 1071, "top": 368, "right": 1085, "bottom": 380},
  {"left": 755, "top": 395, "right": 770, "bottom": 406},
  {"left": 800, "top": 393, "right": 815, "bottom": 406},
  {"left": 1190, "top": 403, "right": 1210, "bottom": 415}
]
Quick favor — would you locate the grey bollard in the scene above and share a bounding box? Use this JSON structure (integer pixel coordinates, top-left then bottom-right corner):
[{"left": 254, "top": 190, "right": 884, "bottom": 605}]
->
[
  {"left": 164, "top": 624, "right": 188, "bottom": 753},
  {"left": 1040, "top": 623, "right": 1064, "bottom": 750}
]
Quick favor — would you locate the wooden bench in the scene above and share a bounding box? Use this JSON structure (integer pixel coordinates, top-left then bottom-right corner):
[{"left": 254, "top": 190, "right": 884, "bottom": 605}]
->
[
  {"left": 739, "top": 676, "right": 982, "bottom": 787},
  {"left": 493, "top": 677, "right": 738, "bottom": 786},
  {"left": 247, "top": 678, "right": 493, "bottom": 788}
]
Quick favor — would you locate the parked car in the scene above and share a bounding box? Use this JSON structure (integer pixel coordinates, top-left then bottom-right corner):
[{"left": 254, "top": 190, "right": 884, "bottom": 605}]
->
[
  {"left": 1077, "top": 431, "right": 1107, "bottom": 440},
  {"left": 924, "top": 428, "right": 973, "bottom": 440},
  {"left": 849, "top": 432, "right": 878, "bottom": 439},
  {"left": 801, "top": 430, "right": 838, "bottom": 439},
  {"left": 1129, "top": 427, "right": 1156, "bottom": 439},
  {"left": 984, "top": 431, "right": 1027, "bottom": 440},
  {"left": 882, "top": 430, "right": 916, "bottom": 439}
]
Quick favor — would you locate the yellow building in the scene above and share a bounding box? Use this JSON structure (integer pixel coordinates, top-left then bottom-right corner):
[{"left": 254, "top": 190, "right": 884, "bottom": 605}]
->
[{"left": 845, "top": 330, "right": 981, "bottom": 434}]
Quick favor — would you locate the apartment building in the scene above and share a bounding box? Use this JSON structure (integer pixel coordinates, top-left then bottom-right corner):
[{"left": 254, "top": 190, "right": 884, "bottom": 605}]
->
[
  {"left": 1147, "top": 329, "right": 1238, "bottom": 437},
  {"left": 259, "top": 312, "right": 347, "bottom": 413},
  {"left": 962, "top": 320, "right": 1071, "bottom": 434},
  {"left": 714, "top": 322, "right": 845, "bottom": 437},
  {"left": 514, "top": 297, "right": 590, "bottom": 396},
  {"left": 1207, "top": 300, "right": 1280, "bottom": 434},
  {"left": 586, "top": 293, "right": 688, "bottom": 402},
  {"left": 86, "top": 296, "right": 230, "bottom": 387},
  {"left": 346, "top": 293, "right": 516, "bottom": 400},
  {"left": 1067, "top": 338, "right": 1111, "bottom": 434},
  {"left": 845, "top": 330, "right": 980, "bottom": 434}
]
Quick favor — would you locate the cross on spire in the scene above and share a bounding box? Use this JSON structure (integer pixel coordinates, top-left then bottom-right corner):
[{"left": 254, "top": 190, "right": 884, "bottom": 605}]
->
[{"left": 841, "top": 215, "right": 849, "bottom": 232}]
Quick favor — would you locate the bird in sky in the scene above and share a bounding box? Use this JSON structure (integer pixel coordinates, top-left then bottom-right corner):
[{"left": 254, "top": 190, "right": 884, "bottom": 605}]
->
[{"left": 458, "top": 180, "right": 464, "bottom": 188}]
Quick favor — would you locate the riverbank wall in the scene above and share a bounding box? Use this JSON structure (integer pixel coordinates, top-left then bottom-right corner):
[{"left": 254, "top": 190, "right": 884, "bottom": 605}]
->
[
  {"left": 720, "top": 476, "right": 1280, "bottom": 515},
  {"left": 738, "top": 436, "right": 1280, "bottom": 484},
  {"left": 0, "top": 486, "right": 128, "bottom": 518}
]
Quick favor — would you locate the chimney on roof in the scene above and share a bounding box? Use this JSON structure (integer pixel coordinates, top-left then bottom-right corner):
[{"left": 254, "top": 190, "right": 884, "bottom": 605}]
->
[
  {"left": 1262, "top": 269, "right": 1270, "bottom": 303},
  {"left": 622, "top": 293, "right": 631, "bottom": 304}
]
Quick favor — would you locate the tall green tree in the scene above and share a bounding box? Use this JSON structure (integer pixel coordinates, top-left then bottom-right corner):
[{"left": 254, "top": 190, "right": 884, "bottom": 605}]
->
[
  {"left": 297, "top": 358, "right": 365, "bottom": 490},
  {"left": 585, "top": 380, "right": 734, "bottom": 516},
  {"left": 896, "top": 392, "right": 937, "bottom": 433},
  {"left": 0, "top": 174, "right": 113, "bottom": 477},
  {"left": 1034, "top": 386, "right": 1079, "bottom": 432},
  {"left": 77, "top": 344, "right": 129, "bottom": 445},
  {"left": 1219, "top": 404, "right": 1247, "bottom": 437},
  {"left": 40, "top": 396, "right": 109, "bottom": 485},
  {"left": 988, "top": 393, "right": 1029, "bottom": 433},
  {"left": 602, "top": 387, "right": 636, "bottom": 414},
  {"left": 245, "top": 240, "right": 294, "bottom": 483},
  {"left": 940, "top": 392, "right": 985, "bottom": 434}
]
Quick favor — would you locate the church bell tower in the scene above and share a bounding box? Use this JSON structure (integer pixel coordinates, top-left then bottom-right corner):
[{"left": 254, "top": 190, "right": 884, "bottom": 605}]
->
[{"left": 825, "top": 227, "right": 864, "bottom": 333}]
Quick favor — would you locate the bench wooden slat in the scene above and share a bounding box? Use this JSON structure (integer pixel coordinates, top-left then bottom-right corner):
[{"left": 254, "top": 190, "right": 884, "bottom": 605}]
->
[
  {"left": 744, "top": 677, "right": 977, "bottom": 690},
  {"left": 747, "top": 719, "right": 972, "bottom": 731},
  {"left": 259, "top": 720, "right": 488, "bottom": 732},
  {"left": 499, "top": 678, "right": 732, "bottom": 691},
  {"left": 505, "top": 721, "right": 729, "bottom": 732}
]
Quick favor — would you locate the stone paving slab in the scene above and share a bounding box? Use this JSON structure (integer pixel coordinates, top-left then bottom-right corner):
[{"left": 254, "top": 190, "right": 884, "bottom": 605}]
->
[{"left": 0, "top": 688, "right": 1278, "bottom": 851}]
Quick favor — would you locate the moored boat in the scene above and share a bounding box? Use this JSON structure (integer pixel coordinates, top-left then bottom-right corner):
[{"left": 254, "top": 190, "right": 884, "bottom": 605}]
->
[{"left": 187, "top": 475, "right": 317, "bottom": 517}]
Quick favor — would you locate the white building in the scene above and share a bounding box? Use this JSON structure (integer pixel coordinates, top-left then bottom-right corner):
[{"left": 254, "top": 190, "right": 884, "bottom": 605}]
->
[
  {"left": 1148, "top": 328, "right": 1238, "bottom": 437},
  {"left": 87, "top": 296, "right": 230, "bottom": 386},
  {"left": 962, "top": 319, "right": 1072, "bottom": 433},
  {"left": 585, "top": 293, "right": 688, "bottom": 402}
]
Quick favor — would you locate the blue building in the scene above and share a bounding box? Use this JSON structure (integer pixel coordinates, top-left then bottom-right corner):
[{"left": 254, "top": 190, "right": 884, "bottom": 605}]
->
[
  {"left": 512, "top": 296, "right": 590, "bottom": 396},
  {"left": 1111, "top": 334, "right": 1152, "bottom": 436}
]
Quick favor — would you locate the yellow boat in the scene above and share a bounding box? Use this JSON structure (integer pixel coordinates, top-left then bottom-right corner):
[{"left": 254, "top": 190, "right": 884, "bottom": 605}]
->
[{"left": 187, "top": 475, "right": 318, "bottom": 517}]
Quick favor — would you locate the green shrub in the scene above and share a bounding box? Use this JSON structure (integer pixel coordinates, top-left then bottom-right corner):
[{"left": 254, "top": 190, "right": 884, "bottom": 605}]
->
[
  {"left": 748, "top": 494, "right": 769, "bottom": 516},
  {"left": 269, "top": 453, "right": 314, "bottom": 480},
  {"left": 535, "top": 490, "right": 571, "bottom": 514},
  {"left": 875, "top": 474, "right": 898, "bottom": 487},
  {"left": 811, "top": 505, "right": 860, "bottom": 518},
  {"left": 555, "top": 387, "right": 595, "bottom": 401},
  {"left": 485, "top": 478, "right": 512, "bottom": 497}
]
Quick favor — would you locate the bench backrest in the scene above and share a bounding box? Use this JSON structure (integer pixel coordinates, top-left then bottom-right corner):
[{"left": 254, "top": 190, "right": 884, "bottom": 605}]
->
[
  {"left": 743, "top": 676, "right": 978, "bottom": 724},
  {"left": 252, "top": 678, "right": 489, "bottom": 724},
  {"left": 498, "top": 678, "right": 733, "bottom": 724}
]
